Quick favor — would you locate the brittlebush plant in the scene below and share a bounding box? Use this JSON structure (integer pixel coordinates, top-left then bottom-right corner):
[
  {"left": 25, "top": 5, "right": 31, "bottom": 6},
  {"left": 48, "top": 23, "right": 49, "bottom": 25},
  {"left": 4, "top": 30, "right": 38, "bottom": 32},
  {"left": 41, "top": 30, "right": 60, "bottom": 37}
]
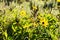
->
[
  {"left": 0, "top": 0, "right": 59, "bottom": 40},
  {"left": 0, "top": 8, "right": 59, "bottom": 40},
  {"left": 37, "top": 13, "right": 58, "bottom": 40}
]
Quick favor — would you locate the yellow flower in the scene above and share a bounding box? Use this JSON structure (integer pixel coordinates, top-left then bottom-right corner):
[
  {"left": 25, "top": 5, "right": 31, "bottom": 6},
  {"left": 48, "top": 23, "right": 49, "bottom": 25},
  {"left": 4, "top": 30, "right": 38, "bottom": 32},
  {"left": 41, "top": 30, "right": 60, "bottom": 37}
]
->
[
  {"left": 57, "top": 0, "right": 60, "bottom": 2},
  {"left": 33, "top": 22, "right": 38, "bottom": 27},
  {"left": 32, "top": 6, "right": 37, "bottom": 11},
  {"left": 23, "top": 25, "right": 28, "bottom": 28},
  {"left": 20, "top": 10, "right": 26, "bottom": 16},
  {"left": 23, "top": 23, "right": 32, "bottom": 28},
  {"left": 40, "top": 17, "right": 48, "bottom": 27}
]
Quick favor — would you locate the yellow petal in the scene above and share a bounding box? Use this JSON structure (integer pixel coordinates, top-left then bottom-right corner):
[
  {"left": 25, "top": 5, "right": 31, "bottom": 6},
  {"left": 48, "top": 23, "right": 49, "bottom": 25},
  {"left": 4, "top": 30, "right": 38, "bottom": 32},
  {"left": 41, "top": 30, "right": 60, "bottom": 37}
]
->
[{"left": 57, "top": 0, "right": 60, "bottom": 2}]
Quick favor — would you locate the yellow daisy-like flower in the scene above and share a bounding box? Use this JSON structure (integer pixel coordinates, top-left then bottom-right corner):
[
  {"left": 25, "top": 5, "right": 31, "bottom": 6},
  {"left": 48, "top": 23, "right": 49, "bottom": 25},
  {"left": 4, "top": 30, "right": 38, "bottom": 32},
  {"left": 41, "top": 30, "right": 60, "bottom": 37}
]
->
[
  {"left": 20, "top": 10, "right": 26, "bottom": 16},
  {"left": 23, "top": 23, "right": 32, "bottom": 28},
  {"left": 32, "top": 6, "right": 37, "bottom": 11},
  {"left": 40, "top": 17, "right": 48, "bottom": 27},
  {"left": 23, "top": 25, "right": 28, "bottom": 28},
  {"left": 33, "top": 22, "right": 38, "bottom": 27},
  {"left": 57, "top": 0, "right": 60, "bottom": 2}
]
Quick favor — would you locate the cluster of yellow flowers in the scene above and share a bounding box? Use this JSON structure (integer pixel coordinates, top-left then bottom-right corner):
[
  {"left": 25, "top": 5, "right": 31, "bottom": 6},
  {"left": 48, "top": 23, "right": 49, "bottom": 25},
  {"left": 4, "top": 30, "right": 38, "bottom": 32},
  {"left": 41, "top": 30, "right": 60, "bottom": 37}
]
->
[
  {"left": 0, "top": 0, "right": 59, "bottom": 40},
  {"left": 19, "top": 8, "right": 58, "bottom": 28},
  {"left": 19, "top": 10, "right": 49, "bottom": 28}
]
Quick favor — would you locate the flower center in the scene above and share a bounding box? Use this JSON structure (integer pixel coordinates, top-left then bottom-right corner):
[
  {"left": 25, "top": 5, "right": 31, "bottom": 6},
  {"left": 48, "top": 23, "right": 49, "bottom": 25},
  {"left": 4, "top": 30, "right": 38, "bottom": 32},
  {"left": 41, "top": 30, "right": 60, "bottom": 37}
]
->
[{"left": 42, "top": 22, "right": 44, "bottom": 24}]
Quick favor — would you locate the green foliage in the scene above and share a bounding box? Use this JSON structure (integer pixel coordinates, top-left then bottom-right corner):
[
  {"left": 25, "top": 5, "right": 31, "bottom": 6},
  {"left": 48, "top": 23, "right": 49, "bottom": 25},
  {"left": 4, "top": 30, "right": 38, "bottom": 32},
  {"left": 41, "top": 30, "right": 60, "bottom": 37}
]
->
[{"left": 0, "top": 0, "right": 60, "bottom": 40}]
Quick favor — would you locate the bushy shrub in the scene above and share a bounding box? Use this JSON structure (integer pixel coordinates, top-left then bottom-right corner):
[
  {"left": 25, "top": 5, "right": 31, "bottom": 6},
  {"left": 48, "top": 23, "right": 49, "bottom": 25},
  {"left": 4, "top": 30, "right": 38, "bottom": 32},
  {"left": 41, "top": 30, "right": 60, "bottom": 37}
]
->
[{"left": 0, "top": 0, "right": 60, "bottom": 40}]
